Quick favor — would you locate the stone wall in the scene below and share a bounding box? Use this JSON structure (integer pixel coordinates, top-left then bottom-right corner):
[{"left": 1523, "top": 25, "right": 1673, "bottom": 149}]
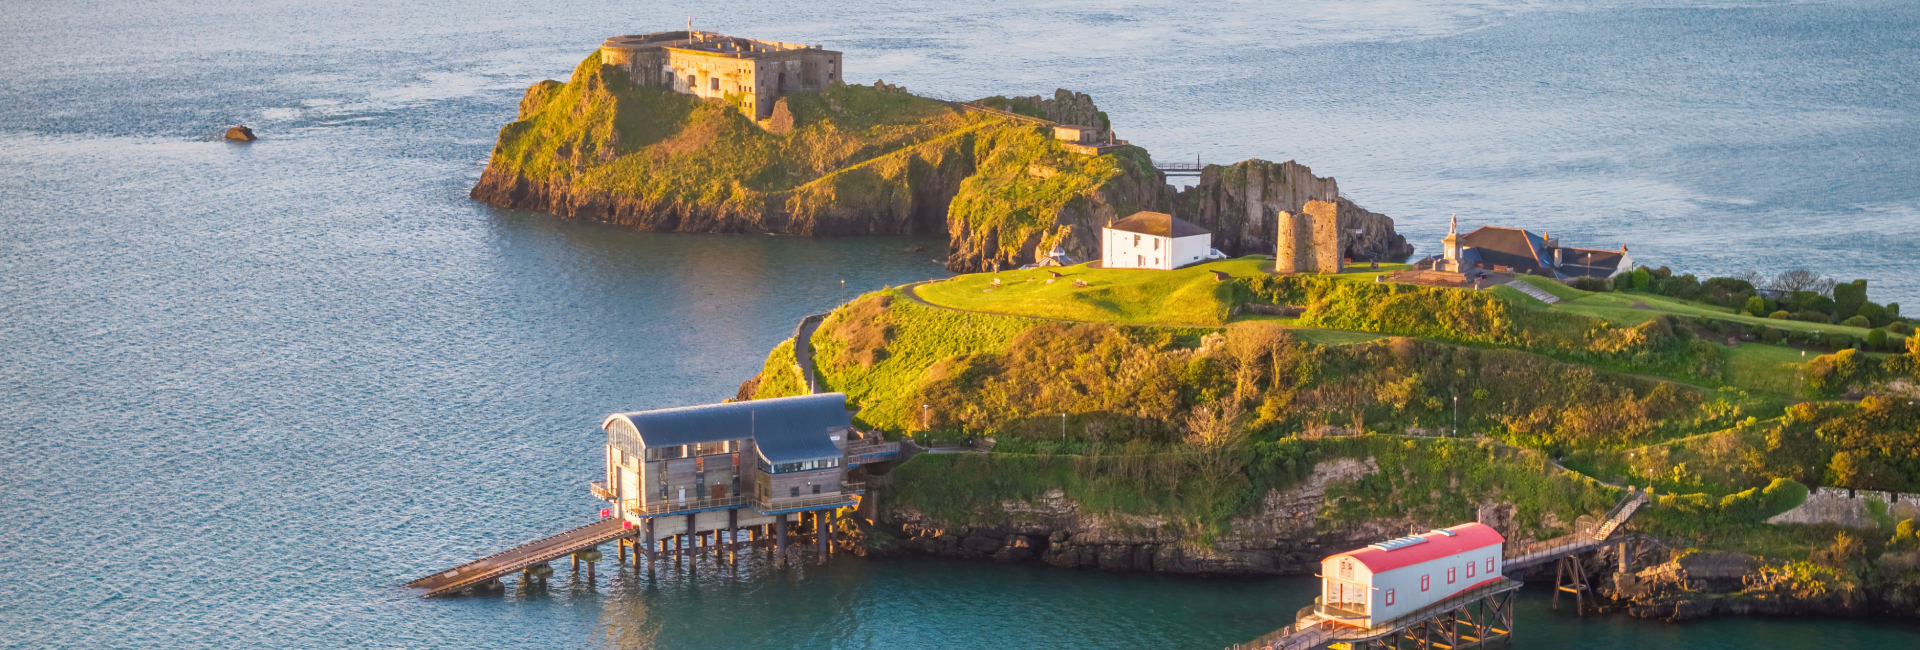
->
[{"left": 1767, "top": 487, "right": 1920, "bottom": 527}]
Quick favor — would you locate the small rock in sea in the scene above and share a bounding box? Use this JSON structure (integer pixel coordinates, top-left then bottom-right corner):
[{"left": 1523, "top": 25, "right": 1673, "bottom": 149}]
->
[
  {"left": 224, "top": 125, "right": 257, "bottom": 142},
  {"left": 904, "top": 245, "right": 926, "bottom": 253}
]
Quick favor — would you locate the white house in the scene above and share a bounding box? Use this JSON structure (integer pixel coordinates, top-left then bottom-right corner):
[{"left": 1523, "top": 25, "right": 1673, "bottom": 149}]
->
[
  {"left": 1317, "top": 523, "right": 1506, "bottom": 628},
  {"left": 1102, "top": 211, "right": 1212, "bottom": 270}
]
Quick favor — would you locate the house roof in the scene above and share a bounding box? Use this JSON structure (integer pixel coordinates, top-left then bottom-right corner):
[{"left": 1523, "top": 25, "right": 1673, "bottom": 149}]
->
[
  {"left": 1107, "top": 211, "right": 1210, "bottom": 238},
  {"left": 602, "top": 393, "right": 849, "bottom": 463},
  {"left": 1459, "top": 227, "right": 1550, "bottom": 273},
  {"left": 1327, "top": 523, "right": 1505, "bottom": 574},
  {"left": 1553, "top": 247, "right": 1627, "bottom": 278}
]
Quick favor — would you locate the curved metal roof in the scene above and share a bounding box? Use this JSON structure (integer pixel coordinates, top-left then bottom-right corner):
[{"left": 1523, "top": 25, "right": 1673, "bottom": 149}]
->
[{"left": 602, "top": 393, "right": 849, "bottom": 463}]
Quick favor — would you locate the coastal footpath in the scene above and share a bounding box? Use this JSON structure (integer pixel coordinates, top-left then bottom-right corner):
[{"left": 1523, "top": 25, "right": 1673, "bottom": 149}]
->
[{"left": 470, "top": 51, "right": 1411, "bottom": 272}]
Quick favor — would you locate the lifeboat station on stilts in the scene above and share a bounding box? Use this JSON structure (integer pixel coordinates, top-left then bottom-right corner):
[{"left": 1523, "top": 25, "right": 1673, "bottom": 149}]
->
[{"left": 406, "top": 393, "right": 898, "bottom": 597}]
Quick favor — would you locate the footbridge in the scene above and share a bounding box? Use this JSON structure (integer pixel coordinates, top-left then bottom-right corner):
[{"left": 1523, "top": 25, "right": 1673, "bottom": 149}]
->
[
  {"left": 1231, "top": 489, "right": 1650, "bottom": 650},
  {"left": 404, "top": 517, "right": 628, "bottom": 597}
]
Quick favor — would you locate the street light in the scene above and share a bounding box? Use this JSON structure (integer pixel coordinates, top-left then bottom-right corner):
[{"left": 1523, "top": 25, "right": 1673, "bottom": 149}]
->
[
  {"left": 1061, "top": 413, "right": 1067, "bottom": 443},
  {"left": 1452, "top": 395, "right": 1459, "bottom": 438}
]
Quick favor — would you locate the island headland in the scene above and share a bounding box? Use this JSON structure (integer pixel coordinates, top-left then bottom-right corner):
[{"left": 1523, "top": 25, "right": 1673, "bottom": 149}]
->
[
  {"left": 469, "top": 31, "right": 1413, "bottom": 273},
  {"left": 473, "top": 30, "right": 1920, "bottom": 625}
]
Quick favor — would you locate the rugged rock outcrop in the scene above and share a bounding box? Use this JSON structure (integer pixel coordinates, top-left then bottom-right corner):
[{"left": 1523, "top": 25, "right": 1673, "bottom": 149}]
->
[
  {"left": 943, "top": 147, "right": 1173, "bottom": 273},
  {"left": 1174, "top": 159, "right": 1412, "bottom": 262},
  {"left": 875, "top": 457, "right": 1530, "bottom": 575},
  {"left": 224, "top": 125, "right": 256, "bottom": 142},
  {"left": 470, "top": 53, "right": 1411, "bottom": 272}
]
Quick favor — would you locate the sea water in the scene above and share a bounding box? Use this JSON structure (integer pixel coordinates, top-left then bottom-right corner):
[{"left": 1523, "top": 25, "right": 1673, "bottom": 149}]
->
[{"left": 3, "top": 1, "right": 1917, "bottom": 648}]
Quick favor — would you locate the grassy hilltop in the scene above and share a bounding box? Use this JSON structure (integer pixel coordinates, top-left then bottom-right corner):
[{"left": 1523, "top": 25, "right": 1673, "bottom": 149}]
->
[
  {"left": 746, "top": 258, "right": 1920, "bottom": 574},
  {"left": 473, "top": 52, "right": 1164, "bottom": 269}
]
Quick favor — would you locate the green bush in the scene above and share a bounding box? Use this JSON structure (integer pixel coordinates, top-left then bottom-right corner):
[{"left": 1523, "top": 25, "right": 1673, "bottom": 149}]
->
[
  {"left": 1834, "top": 280, "right": 1867, "bottom": 320},
  {"left": 1769, "top": 310, "right": 1792, "bottom": 320},
  {"left": 1891, "top": 321, "right": 1916, "bottom": 336},
  {"left": 1858, "top": 302, "right": 1887, "bottom": 327},
  {"left": 1745, "top": 296, "right": 1768, "bottom": 317},
  {"left": 1632, "top": 268, "right": 1652, "bottom": 290},
  {"left": 1762, "top": 327, "right": 1788, "bottom": 344},
  {"left": 1826, "top": 333, "right": 1854, "bottom": 351},
  {"left": 1843, "top": 315, "right": 1871, "bottom": 328},
  {"left": 1867, "top": 329, "right": 1889, "bottom": 350},
  {"left": 1794, "top": 310, "right": 1832, "bottom": 324},
  {"left": 1572, "top": 276, "right": 1612, "bottom": 292}
]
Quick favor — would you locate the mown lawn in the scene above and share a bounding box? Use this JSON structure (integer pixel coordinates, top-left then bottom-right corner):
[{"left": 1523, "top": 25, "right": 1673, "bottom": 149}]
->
[{"left": 910, "top": 256, "right": 1271, "bottom": 325}]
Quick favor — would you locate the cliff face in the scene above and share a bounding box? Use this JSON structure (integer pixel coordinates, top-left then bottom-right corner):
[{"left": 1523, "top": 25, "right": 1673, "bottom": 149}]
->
[
  {"left": 472, "top": 53, "right": 1410, "bottom": 271},
  {"left": 1588, "top": 547, "right": 1920, "bottom": 619},
  {"left": 870, "top": 457, "right": 1531, "bottom": 576},
  {"left": 1173, "top": 160, "right": 1413, "bottom": 262},
  {"left": 943, "top": 141, "right": 1172, "bottom": 273}
]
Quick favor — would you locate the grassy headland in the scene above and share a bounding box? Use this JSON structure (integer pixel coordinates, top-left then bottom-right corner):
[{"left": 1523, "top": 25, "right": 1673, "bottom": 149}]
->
[{"left": 744, "top": 257, "right": 1920, "bottom": 569}]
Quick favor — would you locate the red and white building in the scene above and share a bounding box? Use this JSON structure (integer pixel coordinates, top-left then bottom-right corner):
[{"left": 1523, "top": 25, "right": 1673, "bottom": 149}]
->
[{"left": 1318, "top": 523, "right": 1506, "bottom": 628}]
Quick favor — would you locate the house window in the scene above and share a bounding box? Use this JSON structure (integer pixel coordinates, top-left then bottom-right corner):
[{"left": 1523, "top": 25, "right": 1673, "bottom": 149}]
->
[
  {"left": 812, "top": 484, "right": 821, "bottom": 494},
  {"left": 1448, "top": 567, "right": 1457, "bottom": 584},
  {"left": 1486, "top": 558, "right": 1495, "bottom": 573},
  {"left": 1385, "top": 589, "right": 1395, "bottom": 606},
  {"left": 790, "top": 486, "right": 799, "bottom": 497},
  {"left": 1339, "top": 559, "right": 1354, "bottom": 581},
  {"left": 1133, "top": 235, "right": 1140, "bottom": 246},
  {"left": 1153, "top": 238, "right": 1160, "bottom": 251},
  {"left": 1421, "top": 575, "right": 1430, "bottom": 591},
  {"left": 1136, "top": 255, "right": 1144, "bottom": 266},
  {"left": 1467, "top": 561, "right": 1476, "bottom": 578}
]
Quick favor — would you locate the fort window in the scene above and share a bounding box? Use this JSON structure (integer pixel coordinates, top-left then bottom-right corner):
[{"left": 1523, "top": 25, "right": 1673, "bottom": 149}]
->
[{"left": 710, "top": 77, "right": 720, "bottom": 90}]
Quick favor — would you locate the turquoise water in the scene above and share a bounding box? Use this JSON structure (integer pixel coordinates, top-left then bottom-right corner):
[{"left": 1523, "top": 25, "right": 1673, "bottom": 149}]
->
[{"left": 3, "top": 1, "right": 1918, "bottom": 648}]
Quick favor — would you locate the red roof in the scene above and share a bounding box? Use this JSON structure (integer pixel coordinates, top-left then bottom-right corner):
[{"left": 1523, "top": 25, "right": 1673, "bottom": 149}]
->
[{"left": 1331, "top": 523, "right": 1505, "bottom": 574}]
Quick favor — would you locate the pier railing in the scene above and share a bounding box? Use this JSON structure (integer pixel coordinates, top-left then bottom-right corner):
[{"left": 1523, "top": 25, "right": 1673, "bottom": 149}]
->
[
  {"left": 589, "top": 480, "right": 615, "bottom": 501},
  {"left": 624, "top": 495, "right": 748, "bottom": 518},
  {"left": 753, "top": 483, "right": 864, "bottom": 513}
]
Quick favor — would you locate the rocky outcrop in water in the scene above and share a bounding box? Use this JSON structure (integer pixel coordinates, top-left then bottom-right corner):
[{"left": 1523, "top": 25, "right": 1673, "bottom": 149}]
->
[
  {"left": 1174, "top": 159, "right": 1413, "bottom": 262},
  {"left": 224, "top": 125, "right": 256, "bottom": 142}
]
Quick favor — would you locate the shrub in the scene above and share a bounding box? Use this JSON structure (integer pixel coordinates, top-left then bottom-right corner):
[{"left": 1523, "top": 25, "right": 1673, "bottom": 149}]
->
[
  {"left": 1843, "top": 315, "right": 1871, "bottom": 328},
  {"left": 1653, "top": 266, "right": 1674, "bottom": 280},
  {"left": 1867, "top": 329, "right": 1889, "bottom": 351},
  {"left": 1827, "top": 333, "right": 1854, "bottom": 351},
  {"left": 1891, "top": 322, "right": 1916, "bottom": 336},
  {"left": 1834, "top": 280, "right": 1868, "bottom": 319},
  {"left": 1769, "top": 310, "right": 1792, "bottom": 320},
  {"left": 1793, "top": 311, "right": 1831, "bottom": 324},
  {"left": 1858, "top": 302, "right": 1887, "bottom": 327},
  {"left": 1572, "top": 276, "right": 1612, "bottom": 292},
  {"left": 1659, "top": 274, "right": 1703, "bottom": 301},
  {"left": 1762, "top": 327, "right": 1788, "bottom": 344},
  {"left": 1745, "top": 296, "right": 1768, "bottom": 317},
  {"left": 1631, "top": 268, "right": 1652, "bottom": 290}
]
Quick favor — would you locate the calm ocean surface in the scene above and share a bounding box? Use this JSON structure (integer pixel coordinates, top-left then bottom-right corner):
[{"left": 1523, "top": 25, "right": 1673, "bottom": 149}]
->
[{"left": 2, "top": 1, "right": 1916, "bottom": 648}]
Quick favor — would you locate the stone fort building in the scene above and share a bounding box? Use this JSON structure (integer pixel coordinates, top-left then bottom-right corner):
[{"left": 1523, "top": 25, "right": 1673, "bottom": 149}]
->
[{"left": 599, "top": 31, "right": 843, "bottom": 122}]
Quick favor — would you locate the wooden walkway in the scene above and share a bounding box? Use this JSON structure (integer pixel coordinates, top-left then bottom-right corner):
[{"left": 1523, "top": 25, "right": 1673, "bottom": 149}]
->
[{"left": 404, "top": 517, "right": 628, "bottom": 597}]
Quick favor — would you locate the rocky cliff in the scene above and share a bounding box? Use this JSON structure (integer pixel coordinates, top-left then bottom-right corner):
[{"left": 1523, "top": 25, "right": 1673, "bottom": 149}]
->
[
  {"left": 864, "top": 457, "right": 1534, "bottom": 576},
  {"left": 472, "top": 51, "right": 1411, "bottom": 271},
  {"left": 1174, "top": 159, "right": 1414, "bottom": 262},
  {"left": 1586, "top": 546, "right": 1920, "bottom": 619}
]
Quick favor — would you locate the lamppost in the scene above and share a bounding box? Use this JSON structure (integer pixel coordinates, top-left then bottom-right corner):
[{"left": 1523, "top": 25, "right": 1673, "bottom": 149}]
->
[
  {"left": 1061, "top": 412, "right": 1067, "bottom": 443},
  {"left": 921, "top": 404, "right": 930, "bottom": 446},
  {"left": 1452, "top": 395, "right": 1459, "bottom": 438}
]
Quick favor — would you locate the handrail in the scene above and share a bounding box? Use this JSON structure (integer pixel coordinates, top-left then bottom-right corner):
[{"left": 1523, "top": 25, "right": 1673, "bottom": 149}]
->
[
  {"left": 624, "top": 495, "right": 748, "bottom": 517},
  {"left": 589, "top": 480, "right": 614, "bottom": 501},
  {"left": 753, "top": 484, "right": 862, "bottom": 513}
]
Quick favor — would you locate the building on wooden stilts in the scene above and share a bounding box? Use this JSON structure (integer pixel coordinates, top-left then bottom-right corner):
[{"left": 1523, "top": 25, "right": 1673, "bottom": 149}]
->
[{"left": 593, "top": 393, "right": 891, "bottom": 568}]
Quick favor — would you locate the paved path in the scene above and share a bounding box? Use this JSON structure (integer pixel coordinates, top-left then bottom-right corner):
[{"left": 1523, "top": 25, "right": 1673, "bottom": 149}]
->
[
  {"left": 1502, "top": 279, "right": 1561, "bottom": 304},
  {"left": 792, "top": 313, "right": 825, "bottom": 394}
]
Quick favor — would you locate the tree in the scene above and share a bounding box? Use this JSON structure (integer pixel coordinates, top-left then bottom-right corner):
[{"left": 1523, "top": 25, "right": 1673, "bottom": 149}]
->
[
  {"left": 1183, "top": 400, "right": 1249, "bottom": 498},
  {"left": 1866, "top": 328, "right": 1889, "bottom": 351},
  {"left": 1631, "top": 268, "right": 1651, "bottom": 290},
  {"left": 1772, "top": 268, "right": 1826, "bottom": 294},
  {"left": 1744, "top": 296, "right": 1767, "bottom": 316},
  {"left": 1858, "top": 302, "right": 1886, "bottom": 327}
]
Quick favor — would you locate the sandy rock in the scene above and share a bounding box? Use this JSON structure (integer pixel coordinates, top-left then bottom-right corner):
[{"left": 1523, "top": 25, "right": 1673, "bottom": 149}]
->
[{"left": 224, "top": 125, "right": 256, "bottom": 142}]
